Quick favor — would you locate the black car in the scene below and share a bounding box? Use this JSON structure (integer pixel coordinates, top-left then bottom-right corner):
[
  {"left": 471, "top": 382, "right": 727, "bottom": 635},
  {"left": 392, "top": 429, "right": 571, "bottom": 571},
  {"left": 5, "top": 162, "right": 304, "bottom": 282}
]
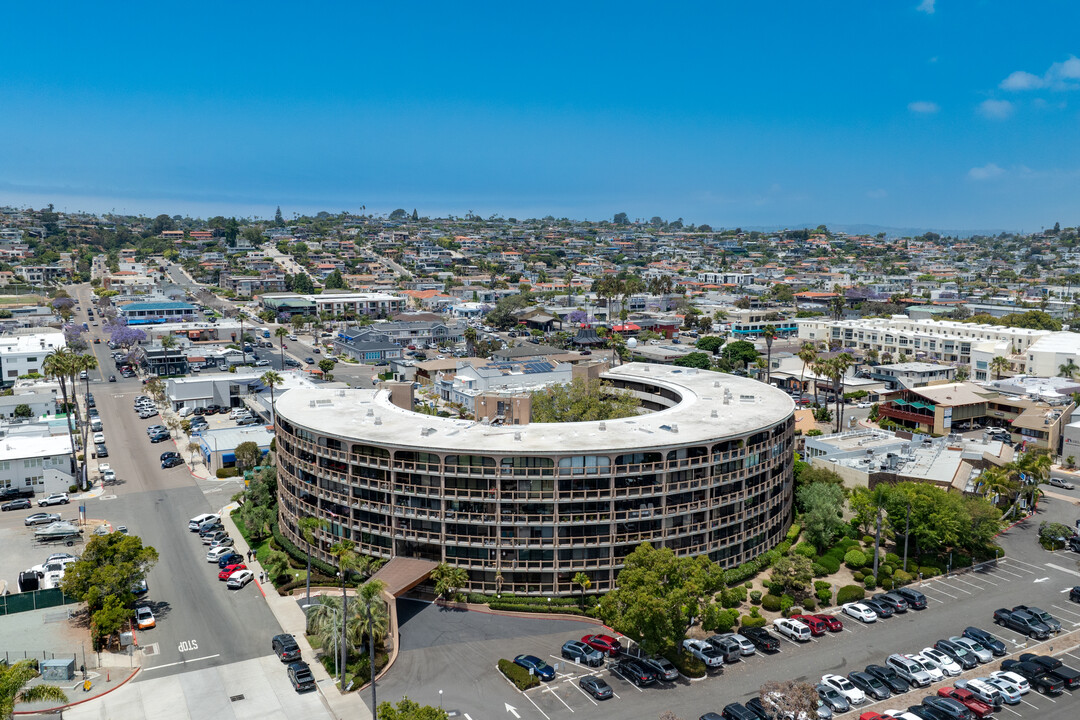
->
[
  {"left": 863, "top": 598, "right": 895, "bottom": 618},
  {"left": 962, "top": 627, "right": 1006, "bottom": 656},
  {"left": 109, "top": 375, "right": 116, "bottom": 382},
  {"left": 743, "top": 698, "right": 771, "bottom": 720},
  {"left": 199, "top": 521, "right": 225, "bottom": 537},
  {"left": 149, "top": 431, "right": 170, "bottom": 443},
  {"left": 907, "top": 705, "right": 942, "bottom": 720},
  {"left": 305, "top": 357, "right": 315, "bottom": 364},
  {"left": 935, "top": 638, "right": 977, "bottom": 670},
  {"left": 272, "top": 633, "right": 302, "bottom": 662},
  {"left": 287, "top": 661, "right": 316, "bottom": 692},
  {"left": 160, "top": 452, "right": 184, "bottom": 469},
  {"left": 872, "top": 592, "right": 909, "bottom": 613},
  {"left": 922, "top": 696, "right": 974, "bottom": 720},
  {"left": 1071, "top": 585, "right": 1080, "bottom": 603},
  {"left": 1, "top": 499, "right": 32, "bottom": 511},
  {"left": 865, "top": 663, "right": 910, "bottom": 694},
  {"left": 218, "top": 551, "right": 244, "bottom": 568},
  {"left": 1000, "top": 659, "right": 1065, "bottom": 695},
  {"left": 895, "top": 586, "right": 928, "bottom": 609},
  {"left": 0, "top": 486, "right": 35, "bottom": 501},
  {"left": 616, "top": 657, "right": 656, "bottom": 687},
  {"left": 95, "top": 443, "right": 109, "bottom": 457},
  {"left": 720, "top": 704, "right": 760, "bottom": 720},
  {"left": 1018, "top": 653, "right": 1080, "bottom": 689},
  {"left": 86, "top": 395, "right": 95, "bottom": 408},
  {"left": 741, "top": 627, "right": 780, "bottom": 652},
  {"left": 849, "top": 670, "right": 892, "bottom": 701}
]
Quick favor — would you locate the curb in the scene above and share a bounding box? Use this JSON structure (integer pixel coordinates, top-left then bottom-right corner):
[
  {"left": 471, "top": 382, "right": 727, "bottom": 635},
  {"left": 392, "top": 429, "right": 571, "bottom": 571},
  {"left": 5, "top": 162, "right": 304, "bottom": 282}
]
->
[
  {"left": 13, "top": 667, "right": 141, "bottom": 715},
  {"left": 432, "top": 599, "right": 608, "bottom": 627}
]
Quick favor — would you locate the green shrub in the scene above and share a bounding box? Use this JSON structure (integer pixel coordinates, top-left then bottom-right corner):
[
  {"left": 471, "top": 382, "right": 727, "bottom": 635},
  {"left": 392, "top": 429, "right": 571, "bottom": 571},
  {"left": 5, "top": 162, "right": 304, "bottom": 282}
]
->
[
  {"left": 498, "top": 659, "right": 540, "bottom": 690},
  {"left": 720, "top": 588, "right": 742, "bottom": 609},
  {"left": 879, "top": 575, "right": 894, "bottom": 590},
  {"left": 744, "top": 581, "right": 753, "bottom": 589},
  {"left": 740, "top": 614, "right": 767, "bottom": 629},
  {"left": 765, "top": 580, "right": 784, "bottom": 596},
  {"left": 750, "top": 590, "right": 762, "bottom": 605},
  {"left": 816, "top": 587, "right": 833, "bottom": 605},
  {"left": 879, "top": 564, "right": 894, "bottom": 577},
  {"left": 817, "top": 556, "right": 841, "bottom": 574},
  {"left": 488, "top": 602, "right": 586, "bottom": 616},
  {"left": 703, "top": 606, "right": 740, "bottom": 633},
  {"left": 892, "top": 569, "right": 913, "bottom": 586},
  {"left": 918, "top": 566, "right": 939, "bottom": 579},
  {"left": 862, "top": 535, "right": 875, "bottom": 545},
  {"left": 844, "top": 549, "right": 867, "bottom": 570},
  {"left": 786, "top": 524, "right": 802, "bottom": 542},
  {"left": 836, "top": 584, "right": 866, "bottom": 605},
  {"left": 812, "top": 563, "right": 829, "bottom": 577},
  {"left": 885, "top": 552, "right": 902, "bottom": 566},
  {"left": 68, "top": 484, "right": 79, "bottom": 493},
  {"left": 780, "top": 595, "right": 795, "bottom": 613},
  {"left": 666, "top": 649, "right": 706, "bottom": 678},
  {"left": 794, "top": 542, "right": 817, "bottom": 558},
  {"left": 271, "top": 520, "right": 339, "bottom": 578},
  {"left": 814, "top": 580, "right": 832, "bottom": 592},
  {"left": 216, "top": 467, "right": 239, "bottom": 478},
  {"left": 730, "top": 585, "right": 748, "bottom": 602},
  {"left": 863, "top": 575, "right": 877, "bottom": 590},
  {"left": 852, "top": 571, "right": 864, "bottom": 582},
  {"left": 801, "top": 596, "right": 817, "bottom": 611},
  {"left": 761, "top": 594, "right": 782, "bottom": 612}
]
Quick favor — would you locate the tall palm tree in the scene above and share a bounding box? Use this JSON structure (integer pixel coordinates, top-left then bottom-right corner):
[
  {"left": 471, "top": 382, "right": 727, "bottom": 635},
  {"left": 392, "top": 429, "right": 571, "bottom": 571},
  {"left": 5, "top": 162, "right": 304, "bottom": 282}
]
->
[
  {"left": 159, "top": 332, "right": 177, "bottom": 350},
  {"left": 810, "top": 361, "right": 826, "bottom": 406},
  {"left": 71, "top": 353, "right": 98, "bottom": 490},
  {"left": 42, "top": 349, "right": 77, "bottom": 475},
  {"left": 1060, "top": 360, "right": 1079, "bottom": 379},
  {"left": 763, "top": 324, "right": 776, "bottom": 384},
  {"left": 299, "top": 516, "right": 328, "bottom": 611},
  {"left": 261, "top": 370, "right": 283, "bottom": 423},
  {"left": 0, "top": 659, "right": 68, "bottom": 717},
  {"left": 797, "top": 342, "right": 817, "bottom": 399},
  {"left": 328, "top": 539, "right": 360, "bottom": 687},
  {"left": 355, "top": 579, "right": 389, "bottom": 710},
  {"left": 464, "top": 327, "right": 478, "bottom": 357},
  {"left": 990, "top": 356, "right": 1010, "bottom": 380},
  {"left": 275, "top": 326, "right": 290, "bottom": 367}
]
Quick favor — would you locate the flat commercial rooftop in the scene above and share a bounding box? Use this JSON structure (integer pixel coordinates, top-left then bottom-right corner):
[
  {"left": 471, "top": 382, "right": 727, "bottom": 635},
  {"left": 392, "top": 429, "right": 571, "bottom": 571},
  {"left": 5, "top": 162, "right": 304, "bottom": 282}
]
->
[{"left": 277, "top": 362, "right": 794, "bottom": 453}]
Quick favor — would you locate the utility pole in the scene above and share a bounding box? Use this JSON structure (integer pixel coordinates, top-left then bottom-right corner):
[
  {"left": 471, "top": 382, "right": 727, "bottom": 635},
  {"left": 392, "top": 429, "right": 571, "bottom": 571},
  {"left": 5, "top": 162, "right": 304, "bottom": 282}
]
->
[
  {"left": 902, "top": 501, "right": 911, "bottom": 573},
  {"left": 872, "top": 508, "right": 882, "bottom": 581}
]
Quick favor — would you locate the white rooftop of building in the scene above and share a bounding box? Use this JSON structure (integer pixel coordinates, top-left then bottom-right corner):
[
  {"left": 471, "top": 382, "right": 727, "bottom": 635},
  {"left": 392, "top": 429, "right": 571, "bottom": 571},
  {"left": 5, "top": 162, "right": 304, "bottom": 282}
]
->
[
  {"left": 276, "top": 362, "right": 794, "bottom": 453},
  {"left": 1027, "top": 332, "right": 1080, "bottom": 354},
  {"left": 0, "top": 433, "right": 72, "bottom": 462},
  {"left": 875, "top": 362, "right": 955, "bottom": 373},
  {"left": 0, "top": 329, "right": 65, "bottom": 354}
]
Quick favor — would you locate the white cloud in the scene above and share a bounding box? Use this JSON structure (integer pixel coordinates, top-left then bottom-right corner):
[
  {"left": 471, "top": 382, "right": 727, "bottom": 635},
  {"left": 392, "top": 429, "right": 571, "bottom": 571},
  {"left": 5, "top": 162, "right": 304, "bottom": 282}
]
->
[
  {"left": 968, "top": 163, "right": 1005, "bottom": 180},
  {"left": 978, "top": 99, "right": 1014, "bottom": 119},
  {"left": 999, "top": 55, "right": 1080, "bottom": 92},
  {"left": 866, "top": 189, "right": 888, "bottom": 199},
  {"left": 907, "top": 100, "right": 940, "bottom": 114},
  {"left": 917, "top": 0, "right": 935, "bottom": 14},
  {"left": 1000, "top": 71, "right": 1044, "bottom": 91}
]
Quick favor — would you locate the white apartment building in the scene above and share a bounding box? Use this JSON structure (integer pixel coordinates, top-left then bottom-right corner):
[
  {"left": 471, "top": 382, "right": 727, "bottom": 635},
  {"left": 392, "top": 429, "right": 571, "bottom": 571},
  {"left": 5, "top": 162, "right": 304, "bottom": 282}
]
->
[
  {"left": 0, "top": 330, "right": 66, "bottom": 387},
  {"left": 0, "top": 433, "right": 74, "bottom": 496}
]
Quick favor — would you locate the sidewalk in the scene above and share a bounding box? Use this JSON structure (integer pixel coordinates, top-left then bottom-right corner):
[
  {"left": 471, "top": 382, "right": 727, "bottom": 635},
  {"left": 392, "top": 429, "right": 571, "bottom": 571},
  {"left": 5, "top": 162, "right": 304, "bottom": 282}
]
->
[
  {"left": 219, "top": 508, "right": 373, "bottom": 720},
  {"left": 13, "top": 664, "right": 139, "bottom": 716}
]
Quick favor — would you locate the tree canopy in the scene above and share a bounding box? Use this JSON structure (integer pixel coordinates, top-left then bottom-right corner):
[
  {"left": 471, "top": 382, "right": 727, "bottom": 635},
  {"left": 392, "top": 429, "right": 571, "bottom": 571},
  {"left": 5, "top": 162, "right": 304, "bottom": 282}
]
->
[
  {"left": 672, "top": 351, "right": 712, "bottom": 369},
  {"left": 377, "top": 697, "right": 449, "bottom": 720},
  {"left": 721, "top": 340, "right": 759, "bottom": 369},
  {"left": 797, "top": 482, "right": 845, "bottom": 551},
  {"left": 530, "top": 377, "right": 640, "bottom": 423}
]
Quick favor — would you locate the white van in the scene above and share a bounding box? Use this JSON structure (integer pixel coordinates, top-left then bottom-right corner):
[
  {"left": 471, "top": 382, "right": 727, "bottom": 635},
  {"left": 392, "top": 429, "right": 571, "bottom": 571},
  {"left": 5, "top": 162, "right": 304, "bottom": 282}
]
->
[
  {"left": 773, "top": 618, "right": 812, "bottom": 642},
  {"left": 178, "top": 406, "right": 193, "bottom": 418},
  {"left": 90, "top": 418, "right": 103, "bottom": 432},
  {"left": 188, "top": 513, "right": 219, "bottom": 532}
]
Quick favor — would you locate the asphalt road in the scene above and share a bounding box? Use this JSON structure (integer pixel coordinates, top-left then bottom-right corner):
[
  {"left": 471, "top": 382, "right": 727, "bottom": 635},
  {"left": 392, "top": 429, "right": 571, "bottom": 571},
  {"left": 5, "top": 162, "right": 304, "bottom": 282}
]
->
[
  {"left": 377, "top": 494, "right": 1080, "bottom": 720},
  {"left": 72, "top": 285, "right": 286, "bottom": 681}
]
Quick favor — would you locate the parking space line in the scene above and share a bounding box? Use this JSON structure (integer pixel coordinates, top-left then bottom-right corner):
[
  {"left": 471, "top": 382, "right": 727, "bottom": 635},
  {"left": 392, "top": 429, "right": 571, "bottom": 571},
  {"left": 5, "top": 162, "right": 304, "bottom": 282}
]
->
[
  {"left": 1001, "top": 705, "right": 1022, "bottom": 717},
  {"left": 541, "top": 686, "right": 574, "bottom": 712},
  {"left": 1045, "top": 562, "right": 1080, "bottom": 579},
  {"left": 1050, "top": 604, "right": 1080, "bottom": 620},
  {"left": 569, "top": 681, "right": 598, "bottom": 706},
  {"left": 922, "top": 585, "right": 958, "bottom": 600},
  {"left": 933, "top": 580, "right": 972, "bottom": 595},
  {"left": 1004, "top": 557, "right": 1042, "bottom": 572},
  {"left": 523, "top": 691, "right": 551, "bottom": 720},
  {"left": 990, "top": 566, "right": 1025, "bottom": 580},
  {"left": 1020, "top": 698, "right": 1039, "bottom": 709},
  {"left": 950, "top": 576, "right": 989, "bottom": 591},
  {"left": 1064, "top": 651, "right": 1080, "bottom": 663}
]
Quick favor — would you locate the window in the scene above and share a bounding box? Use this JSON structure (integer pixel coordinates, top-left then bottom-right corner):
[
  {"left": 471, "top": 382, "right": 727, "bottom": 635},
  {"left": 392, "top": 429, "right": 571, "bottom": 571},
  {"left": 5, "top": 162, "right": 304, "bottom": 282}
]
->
[
  {"left": 24, "top": 458, "right": 43, "bottom": 469},
  {"left": 558, "top": 456, "right": 610, "bottom": 475}
]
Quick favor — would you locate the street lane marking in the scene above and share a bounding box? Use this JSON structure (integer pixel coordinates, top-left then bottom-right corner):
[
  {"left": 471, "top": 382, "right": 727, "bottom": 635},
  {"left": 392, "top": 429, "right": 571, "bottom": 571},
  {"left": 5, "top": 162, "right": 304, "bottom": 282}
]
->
[
  {"left": 1045, "top": 563, "right": 1080, "bottom": 579},
  {"left": 141, "top": 653, "right": 220, "bottom": 671}
]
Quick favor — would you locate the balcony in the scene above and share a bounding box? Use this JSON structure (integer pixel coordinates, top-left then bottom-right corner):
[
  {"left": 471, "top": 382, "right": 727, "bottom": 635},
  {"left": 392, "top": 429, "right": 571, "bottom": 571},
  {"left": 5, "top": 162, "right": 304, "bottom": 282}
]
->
[{"left": 879, "top": 405, "right": 934, "bottom": 426}]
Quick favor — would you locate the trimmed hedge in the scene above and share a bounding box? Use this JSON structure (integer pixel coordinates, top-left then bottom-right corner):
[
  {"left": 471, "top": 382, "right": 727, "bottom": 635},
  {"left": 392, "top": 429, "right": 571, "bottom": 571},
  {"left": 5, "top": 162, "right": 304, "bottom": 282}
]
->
[
  {"left": 666, "top": 649, "right": 706, "bottom": 679},
  {"left": 836, "top": 584, "right": 865, "bottom": 605},
  {"left": 216, "top": 467, "right": 239, "bottom": 478},
  {"left": 271, "top": 520, "right": 340, "bottom": 579},
  {"left": 892, "top": 569, "right": 913, "bottom": 586},
  {"left": 817, "top": 556, "right": 841, "bottom": 574},
  {"left": 761, "top": 594, "right": 782, "bottom": 612},
  {"left": 750, "top": 590, "right": 762, "bottom": 605},
  {"left": 794, "top": 542, "right": 817, "bottom": 558},
  {"left": 852, "top": 571, "right": 864, "bottom": 582},
  {"left": 812, "top": 563, "right": 829, "bottom": 578},
  {"left": 918, "top": 566, "right": 940, "bottom": 579},
  {"left": 844, "top": 549, "right": 867, "bottom": 570},
  {"left": 879, "top": 575, "right": 894, "bottom": 590},
  {"left": 863, "top": 575, "right": 877, "bottom": 590},
  {"left": 800, "top": 597, "right": 817, "bottom": 611},
  {"left": 498, "top": 659, "right": 540, "bottom": 690},
  {"left": 786, "top": 524, "right": 802, "bottom": 543},
  {"left": 816, "top": 587, "right": 833, "bottom": 605},
  {"left": 740, "top": 614, "right": 767, "bottom": 629},
  {"left": 488, "top": 602, "right": 587, "bottom": 616},
  {"left": 885, "top": 552, "right": 902, "bottom": 567}
]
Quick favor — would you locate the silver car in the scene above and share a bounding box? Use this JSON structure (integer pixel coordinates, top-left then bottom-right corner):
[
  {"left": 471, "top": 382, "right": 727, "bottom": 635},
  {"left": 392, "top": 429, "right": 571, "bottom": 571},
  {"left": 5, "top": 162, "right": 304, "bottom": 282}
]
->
[{"left": 949, "top": 636, "right": 993, "bottom": 664}]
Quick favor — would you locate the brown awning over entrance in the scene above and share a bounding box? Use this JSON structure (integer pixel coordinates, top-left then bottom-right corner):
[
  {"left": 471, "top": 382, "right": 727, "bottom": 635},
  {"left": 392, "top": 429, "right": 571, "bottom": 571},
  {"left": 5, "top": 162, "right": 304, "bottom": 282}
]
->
[{"left": 369, "top": 557, "right": 439, "bottom": 597}]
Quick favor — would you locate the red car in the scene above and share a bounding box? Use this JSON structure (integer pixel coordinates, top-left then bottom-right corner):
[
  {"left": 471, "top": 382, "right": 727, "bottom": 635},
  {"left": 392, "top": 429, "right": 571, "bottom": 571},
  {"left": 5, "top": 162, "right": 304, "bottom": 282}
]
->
[
  {"left": 858, "top": 713, "right": 898, "bottom": 720},
  {"left": 218, "top": 563, "right": 247, "bottom": 580},
  {"left": 791, "top": 614, "right": 827, "bottom": 636},
  {"left": 581, "top": 634, "right": 622, "bottom": 656},
  {"left": 937, "top": 687, "right": 993, "bottom": 718},
  {"left": 812, "top": 614, "right": 844, "bottom": 632}
]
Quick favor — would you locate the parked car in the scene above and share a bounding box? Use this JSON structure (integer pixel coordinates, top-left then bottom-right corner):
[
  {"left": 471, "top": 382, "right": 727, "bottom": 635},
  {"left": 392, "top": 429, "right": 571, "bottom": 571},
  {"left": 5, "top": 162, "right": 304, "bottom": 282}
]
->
[
  {"left": 981, "top": 676, "right": 1022, "bottom": 704},
  {"left": 207, "top": 545, "right": 234, "bottom": 562},
  {"left": 135, "top": 606, "right": 155, "bottom": 630},
  {"left": 149, "top": 431, "right": 170, "bottom": 443},
  {"left": 580, "top": 634, "right": 621, "bottom": 656},
  {"left": 642, "top": 655, "right": 679, "bottom": 682},
  {"left": 821, "top": 674, "right": 866, "bottom": 705},
  {"left": 1, "top": 499, "right": 32, "bottom": 511},
  {"left": 998, "top": 660, "right": 1064, "bottom": 695},
  {"left": 948, "top": 636, "right": 992, "bottom": 664},
  {"left": 561, "top": 640, "right": 603, "bottom": 667},
  {"left": 894, "top": 587, "right": 927, "bottom": 609},
  {"left": 95, "top": 443, "right": 109, "bottom": 457},
  {"left": 38, "top": 493, "right": 69, "bottom": 507},
  {"left": 886, "top": 654, "right": 933, "bottom": 688},
  {"left": 218, "top": 552, "right": 244, "bottom": 568},
  {"left": 189, "top": 513, "right": 219, "bottom": 531},
  {"left": 791, "top": 614, "right": 827, "bottom": 636},
  {"left": 743, "top": 698, "right": 771, "bottom": 720},
  {"left": 863, "top": 598, "right": 895, "bottom": 619},
  {"left": 227, "top": 569, "right": 255, "bottom": 589},
  {"left": 908, "top": 653, "right": 946, "bottom": 683},
  {"left": 579, "top": 676, "right": 612, "bottom": 700},
  {"left": 272, "top": 633, "right": 302, "bottom": 662},
  {"left": 865, "top": 664, "right": 911, "bottom": 694},
  {"left": 842, "top": 602, "right": 878, "bottom": 623},
  {"left": 919, "top": 648, "right": 961, "bottom": 677},
  {"left": 817, "top": 684, "right": 851, "bottom": 713},
  {"left": 953, "top": 679, "right": 1004, "bottom": 709},
  {"left": 681, "top": 638, "right": 724, "bottom": 667},
  {"left": 937, "top": 687, "right": 992, "bottom": 718},
  {"left": 741, "top": 627, "right": 781, "bottom": 652},
  {"left": 961, "top": 627, "right": 1006, "bottom": 656},
  {"left": 921, "top": 696, "right": 974, "bottom": 720},
  {"left": 25, "top": 512, "right": 61, "bottom": 526},
  {"left": 872, "top": 592, "right": 909, "bottom": 613},
  {"left": 202, "top": 530, "right": 229, "bottom": 546},
  {"left": 218, "top": 563, "right": 247, "bottom": 580},
  {"left": 145, "top": 424, "right": 166, "bottom": 435},
  {"left": 1018, "top": 653, "right": 1080, "bottom": 689},
  {"left": 719, "top": 703, "right": 759, "bottom": 720},
  {"left": 848, "top": 671, "right": 892, "bottom": 701},
  {"left": 774, "top": 618, "right": 812, "bottom": 642},
  {"left": 513, "top": 655, "right": 554, "bottom": 681},
  {"left": 705, "top": 635, "right": 743, "bottom": 663},
  {"left": 811, "top": 614, "right": 844, "bottom": 632},
  {"left": 161, "top": 454, "right": 184, "bottom": 469},
  {"left": 1011, "top": 605, "right": 1061, "bottom": 634},
  {"left": 988, "top": 670, "right": 1029, "bottom": 695},
  {"left": 287, "top": 661, "right": 316, "bottom": 692},
  {"left": 934, "top": 639, "right": 977, "bottom": 670},
  {"left": 616, "top": 657, "right": 656, "bottom": 686},
  {"left": 716, "top": 632, "right": 757, "bottom": 655}
]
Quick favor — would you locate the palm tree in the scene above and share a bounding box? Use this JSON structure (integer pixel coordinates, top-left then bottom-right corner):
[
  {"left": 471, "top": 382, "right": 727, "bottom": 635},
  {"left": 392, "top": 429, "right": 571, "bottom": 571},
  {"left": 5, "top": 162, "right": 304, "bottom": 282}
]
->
[
  {"left": 573, "top": 571, "right": 591, "bottom": 609},
  {"left": 1060, "top": 360, "right": 1079, "bottom": 379},
  {"left": 275, "top": 326, "right": 290, "bottom": 367},
  {"left": 299, "top": 516, "right": 327, "bottom": 611},
  {"left": 159, "top": 332, "right": 177, "bottom": 350},
  {"left": 355, "top": 579, "right": 389, "bottom": 710},
  {"left": 464, "top": 327, "right": 478, "bottom": 357},
  {"left": 990, "top": 356, "right": 1010, "bottom": 380},
  {"left": 328, "top": 539, "right": 360, "bottom": 686},
  {"left": 0, "top": 659, "right": 68, "bottom": 717},
  {"left": 797, "top": 342, "right": 817, "bottom": 399},
  {"left": 42, "top": 349, "right": 77, "bottom": 475},
  {"left": 763, "top": 324, "right": 776, "bottom": 384},
  {"left": 261, "top": 370, "right": 283, "bottom": 423},
  {"left": 828, "top": 353, "right": 854, "bottom": 432},
  {"left": 432, "top": 563, "right": 469, "bottom": 599},
  {"left": 810, "top": 361, "right": 826, "bottom": 406}
]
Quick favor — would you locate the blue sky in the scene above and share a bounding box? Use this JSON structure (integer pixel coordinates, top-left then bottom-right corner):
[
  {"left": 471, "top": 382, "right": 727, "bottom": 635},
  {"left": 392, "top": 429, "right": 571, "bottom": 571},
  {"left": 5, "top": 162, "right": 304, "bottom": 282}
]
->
[{"left": 1, "top": 1, "right": 1078, "bottom": 231}]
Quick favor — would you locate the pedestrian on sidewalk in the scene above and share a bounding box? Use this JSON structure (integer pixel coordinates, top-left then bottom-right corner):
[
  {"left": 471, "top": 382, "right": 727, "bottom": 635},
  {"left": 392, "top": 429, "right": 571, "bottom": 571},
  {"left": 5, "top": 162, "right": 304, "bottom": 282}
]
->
[{"left": 247, "top": 549, "right": 253, "bottom": 563}]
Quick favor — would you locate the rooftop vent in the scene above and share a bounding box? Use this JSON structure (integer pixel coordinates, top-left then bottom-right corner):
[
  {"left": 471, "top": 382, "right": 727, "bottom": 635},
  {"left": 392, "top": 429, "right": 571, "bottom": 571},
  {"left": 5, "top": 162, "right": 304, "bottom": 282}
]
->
[
  {"left": 711, "top": 409, "right": 718, "bottom": 418},
  {"left": 514, "top": 431, "right": 522, "bottom": 441},
  {"left": 374, "top": 416, "right": 382, "bottom": 425},
  {"left": 598, "top": 422, "right": 606, "bottom": 431}
]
